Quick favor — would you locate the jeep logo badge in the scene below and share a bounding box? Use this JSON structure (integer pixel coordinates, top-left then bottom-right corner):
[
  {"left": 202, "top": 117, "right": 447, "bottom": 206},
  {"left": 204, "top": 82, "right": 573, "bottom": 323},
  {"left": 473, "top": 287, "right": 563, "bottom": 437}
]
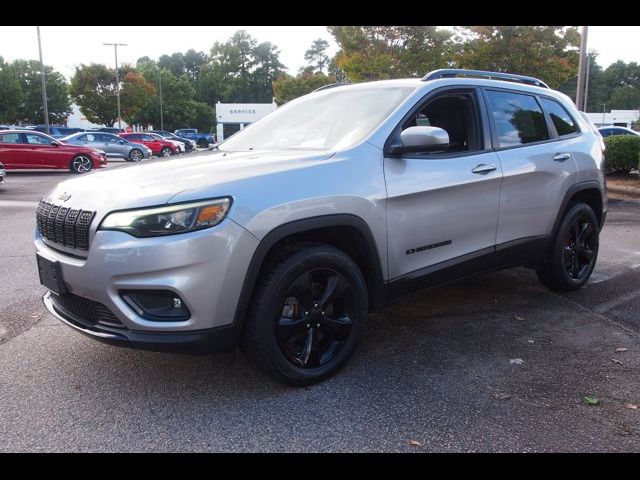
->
[{"left": 58, "top": 192, "right": 72, "bottom": 202}]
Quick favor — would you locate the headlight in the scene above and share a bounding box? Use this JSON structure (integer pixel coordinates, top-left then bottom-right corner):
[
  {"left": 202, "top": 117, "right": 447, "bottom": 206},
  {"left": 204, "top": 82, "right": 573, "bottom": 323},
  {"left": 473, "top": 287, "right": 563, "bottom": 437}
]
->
[{"left": 99, "top": 197, "right": 231, "bottom": 237}]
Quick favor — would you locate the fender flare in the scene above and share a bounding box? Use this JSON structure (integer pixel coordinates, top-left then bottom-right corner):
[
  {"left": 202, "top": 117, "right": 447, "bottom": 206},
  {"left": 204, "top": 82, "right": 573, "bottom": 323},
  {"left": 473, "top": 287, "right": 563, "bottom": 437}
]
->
[
  {"left": 550, "top": 180, "right": 604, "bottom": 241},
  {"left": 230, "top": 214, "right": 386, "bottom": 341}
]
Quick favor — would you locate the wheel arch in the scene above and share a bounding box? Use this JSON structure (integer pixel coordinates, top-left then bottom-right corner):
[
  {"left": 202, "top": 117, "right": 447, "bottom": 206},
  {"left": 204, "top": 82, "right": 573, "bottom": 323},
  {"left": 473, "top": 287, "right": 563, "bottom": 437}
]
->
[
  {"left": 231, "top": 214, "right": 386, "bottom": 339},
  {"left": 551, "top": 181, "right": 605, "bottom": 240}
]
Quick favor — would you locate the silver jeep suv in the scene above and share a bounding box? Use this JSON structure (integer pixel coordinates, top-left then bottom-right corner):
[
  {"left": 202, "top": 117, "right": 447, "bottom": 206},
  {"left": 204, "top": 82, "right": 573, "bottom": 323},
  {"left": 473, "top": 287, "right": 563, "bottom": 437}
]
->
[{"left": 35, "top": 69, "right": 607, "bottom": 385}]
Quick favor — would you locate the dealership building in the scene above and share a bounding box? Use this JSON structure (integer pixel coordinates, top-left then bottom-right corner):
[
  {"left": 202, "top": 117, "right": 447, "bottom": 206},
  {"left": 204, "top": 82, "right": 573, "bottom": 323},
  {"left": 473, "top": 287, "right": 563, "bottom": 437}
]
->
[{"left": 215, "top": 102, "right": 277, "bottom": 141}]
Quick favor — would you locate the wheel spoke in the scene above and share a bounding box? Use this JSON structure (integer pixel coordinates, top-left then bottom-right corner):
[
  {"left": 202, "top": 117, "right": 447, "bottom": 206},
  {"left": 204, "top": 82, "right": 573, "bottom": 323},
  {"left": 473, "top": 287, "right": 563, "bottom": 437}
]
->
[
  {"left": 323, "top": 314, "right": 352, "bottom": 341},
  {"left": 300, "top": 327, "right": 320, "bottom": 367},
  {"left": 318, "top": 274, "right": 348, "bottom": 308},
  {"left": 577, "top": 222, "right": 593, "bottom": 243},
  {"left": 579, "top": 246, "right": 594, "bottom": 262},
  {"left": 277, "top": 316, "right": 308, "bottom": 343}
]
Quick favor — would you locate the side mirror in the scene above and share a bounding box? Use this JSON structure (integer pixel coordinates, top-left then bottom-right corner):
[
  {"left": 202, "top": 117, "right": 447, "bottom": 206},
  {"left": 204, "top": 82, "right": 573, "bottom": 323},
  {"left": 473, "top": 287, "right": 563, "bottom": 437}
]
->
[
  {"left": 390, "top": 126, "right": 449, "bottom": 154},
  {"left": 51, "top": 141, "right": 61, "bottom": 147}
]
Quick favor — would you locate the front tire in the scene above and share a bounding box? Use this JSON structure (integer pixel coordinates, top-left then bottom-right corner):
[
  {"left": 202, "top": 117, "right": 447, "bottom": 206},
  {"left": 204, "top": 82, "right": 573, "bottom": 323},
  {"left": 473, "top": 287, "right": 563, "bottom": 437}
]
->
[
  {"left": 241, "top": 244, "right": 368, "bottom": 386},
  {"left": 160, "top": 147, "right": 172, "bottom": 157},
  {"left": 70, "top": 155, "right": 92, "bottom": 174},
  {"left": 197, "top": 139, "right": 208, "bottom": 148},
  {"left": 536, "top": 202, "right": 599, "bottom": 291},
  {"left": 128, "top": 148, "right": 143, "bottom": 162}
]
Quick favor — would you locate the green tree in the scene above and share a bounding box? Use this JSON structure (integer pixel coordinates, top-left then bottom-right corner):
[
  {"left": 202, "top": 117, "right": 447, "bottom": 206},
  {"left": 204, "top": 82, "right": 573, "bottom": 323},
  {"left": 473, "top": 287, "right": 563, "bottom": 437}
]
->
[
  {"left": 120, "top": 70, "right": 156, "bottom": 124},
  {"left": 273, "top": 71, "right": 336, "bottom": 105},
  {"left": 133, "top": 65, "right": 214, "bottom": 131},
  {"left": 454, "top": 26, "right": 580, "bottom": 89},
  {"left": 608, "top": 86, "right": 640, "bottom": 110},
  {"left": 10, "top": 59, "right": 71, "bottom": 124},
  {"left": 0, "top": 56, "right": 21, "bottom": 122},
  {"left": 304, "top": 39, "right": 330, "bottom": 73},
  {"left": 328, "top": 26, "right": 453, "bottom": 82},
  {"left": 69, "top": 63, "right": 118, "bottom": 126},
  {"left": 198, "top": 30, "right": 285, "bottom": 104}
]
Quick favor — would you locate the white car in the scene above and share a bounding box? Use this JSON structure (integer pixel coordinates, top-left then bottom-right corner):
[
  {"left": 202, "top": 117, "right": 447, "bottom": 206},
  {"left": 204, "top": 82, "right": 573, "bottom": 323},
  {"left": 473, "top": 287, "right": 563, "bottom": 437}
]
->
[{"left": 149, "top": 133, "right": 185, "bottom": 154}]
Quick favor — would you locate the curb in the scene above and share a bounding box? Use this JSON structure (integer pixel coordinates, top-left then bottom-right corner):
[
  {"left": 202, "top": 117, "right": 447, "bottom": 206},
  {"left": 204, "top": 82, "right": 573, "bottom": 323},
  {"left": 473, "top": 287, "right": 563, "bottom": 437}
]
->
[{"left": 607, "top": 184, "right": 640, "bottom": 199}]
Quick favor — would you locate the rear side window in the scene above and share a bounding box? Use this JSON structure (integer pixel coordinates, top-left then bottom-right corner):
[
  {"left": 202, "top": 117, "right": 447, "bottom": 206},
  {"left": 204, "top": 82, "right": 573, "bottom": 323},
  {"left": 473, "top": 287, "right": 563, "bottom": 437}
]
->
[
  {"left": 486, "top": 90, "right": 550, "bottom": 147},
  {"left": 0, "top": 133, "right": 21, "bottom": 143},
  {"left": 540, "top": 98, "right": 578, "bottom": 136}
]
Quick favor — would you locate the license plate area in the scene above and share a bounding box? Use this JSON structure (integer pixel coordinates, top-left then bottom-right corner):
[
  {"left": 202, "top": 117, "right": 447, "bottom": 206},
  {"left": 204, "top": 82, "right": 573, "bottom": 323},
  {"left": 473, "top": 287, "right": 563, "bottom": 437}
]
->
[{"left": 36, "top": 253, "right": 67, "bottom": 296}]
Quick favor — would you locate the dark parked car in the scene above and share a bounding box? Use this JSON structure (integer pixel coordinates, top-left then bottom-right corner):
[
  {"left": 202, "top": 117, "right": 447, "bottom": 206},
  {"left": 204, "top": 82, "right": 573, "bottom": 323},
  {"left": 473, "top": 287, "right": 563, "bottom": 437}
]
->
[
  {"left": 61, "top": 132, "right": 152, "bottom": 162},
  {"left": 30, "top": 125, "right": 85, "bottom": 138},
  {"left": 174, "top": 128, "right": 215, "bottom": 148},
  {"left": 0, "top": 130, "right": 107, "bottom": 173},
  {"left": 88, "top": 127, "right": 125, "bottom": 135},
  {"left": 598, "top": 126, "right": 640, "bottom": 138}
]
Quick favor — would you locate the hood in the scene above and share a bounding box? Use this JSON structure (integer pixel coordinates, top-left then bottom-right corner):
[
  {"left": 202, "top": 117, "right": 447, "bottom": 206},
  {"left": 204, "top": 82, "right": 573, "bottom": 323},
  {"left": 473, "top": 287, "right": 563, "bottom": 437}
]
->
[{"left": 43, "top": 149, "right": 334, "bottom": 214}]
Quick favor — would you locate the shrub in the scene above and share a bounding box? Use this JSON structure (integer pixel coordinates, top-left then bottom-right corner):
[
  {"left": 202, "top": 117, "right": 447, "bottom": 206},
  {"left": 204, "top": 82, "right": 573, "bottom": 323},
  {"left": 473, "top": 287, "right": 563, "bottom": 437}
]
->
[{"left": 604, "top": 135, "right": 640, "bottom": 174}]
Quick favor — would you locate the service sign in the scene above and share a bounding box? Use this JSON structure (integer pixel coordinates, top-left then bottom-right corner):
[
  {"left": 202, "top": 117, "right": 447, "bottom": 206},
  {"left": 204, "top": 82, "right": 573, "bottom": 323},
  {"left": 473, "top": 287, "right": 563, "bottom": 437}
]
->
[{"left": 216, "top": 103, "right": 277, "bottom": 124}]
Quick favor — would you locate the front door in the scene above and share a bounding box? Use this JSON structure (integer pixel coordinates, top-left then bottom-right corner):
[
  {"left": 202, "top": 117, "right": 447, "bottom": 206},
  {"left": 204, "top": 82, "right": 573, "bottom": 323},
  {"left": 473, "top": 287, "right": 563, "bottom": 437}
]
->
[{"left": 384, "top": 87, "right": 502, "bottom": 281}]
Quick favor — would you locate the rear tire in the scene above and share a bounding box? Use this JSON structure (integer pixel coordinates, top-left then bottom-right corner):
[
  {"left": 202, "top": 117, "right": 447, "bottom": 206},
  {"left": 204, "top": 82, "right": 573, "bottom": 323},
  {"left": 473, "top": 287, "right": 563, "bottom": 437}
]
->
[
  {"left": 241, "top": 244, "right": 368, "bottom": 386},
  {"left": 536, "top": 202, "right": 599, "bottom": 291}
]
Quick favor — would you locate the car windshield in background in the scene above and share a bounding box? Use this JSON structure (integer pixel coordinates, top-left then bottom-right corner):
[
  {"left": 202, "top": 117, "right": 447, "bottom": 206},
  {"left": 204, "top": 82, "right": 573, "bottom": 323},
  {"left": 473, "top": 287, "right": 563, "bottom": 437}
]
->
[{"left": 219, "top": 86, "right": 415, "bottom": 152}]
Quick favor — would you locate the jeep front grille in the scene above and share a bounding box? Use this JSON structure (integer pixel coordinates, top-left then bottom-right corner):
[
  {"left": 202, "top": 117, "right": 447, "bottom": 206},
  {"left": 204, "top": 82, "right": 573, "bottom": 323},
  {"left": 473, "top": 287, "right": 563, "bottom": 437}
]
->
[{"left": 36, "top": 201, "right": 95, "bottom": 250}]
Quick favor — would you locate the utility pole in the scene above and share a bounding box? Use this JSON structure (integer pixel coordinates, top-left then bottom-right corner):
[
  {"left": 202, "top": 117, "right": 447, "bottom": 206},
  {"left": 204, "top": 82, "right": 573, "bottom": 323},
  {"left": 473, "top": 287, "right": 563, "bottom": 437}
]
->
[
  {"left": 37, "top": 26, "right": 50, "bottom": 135},
  {"left": 584, "top": 54, "right": 591, "bottom": 112},
  {"left": 575, "top": 26, "right": 589, "bottom": 111},
  {"left": 103, "top": 42, "right": 127, "bottom": 131},
  {"left": 602, "top": 104, "right": 607, "bottom": 124},
  {"left": 159, "top": 69, "right": 164, "bottom": 131}
]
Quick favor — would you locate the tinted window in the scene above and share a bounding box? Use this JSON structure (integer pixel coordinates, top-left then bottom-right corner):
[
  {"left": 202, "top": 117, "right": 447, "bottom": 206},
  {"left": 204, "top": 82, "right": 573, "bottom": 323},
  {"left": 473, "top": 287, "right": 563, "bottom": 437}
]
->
[
  {"left": 486, "top": 90, "right": 549, "bottom": 147},
  {"left": 540, "top": 98, "right": 578, "bottom": 136},
  {"left": 25, "top": 133, "right": 53, "bottom": 145},
  {"left": 0, "top": 133, "right": 21, "bottom": 143},
  {"left": 105, "top": 134, "right": 122, "bottom": 143}
]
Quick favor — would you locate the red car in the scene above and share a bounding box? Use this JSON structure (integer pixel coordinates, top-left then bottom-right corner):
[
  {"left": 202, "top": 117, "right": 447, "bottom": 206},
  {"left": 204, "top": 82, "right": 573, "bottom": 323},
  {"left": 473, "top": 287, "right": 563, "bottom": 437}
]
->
[
  {"left": 119, "top": 133, "right": 177, "bottom": 157},
  {"left": 0, "top": 130, "right": 107, "bottom": 173}
]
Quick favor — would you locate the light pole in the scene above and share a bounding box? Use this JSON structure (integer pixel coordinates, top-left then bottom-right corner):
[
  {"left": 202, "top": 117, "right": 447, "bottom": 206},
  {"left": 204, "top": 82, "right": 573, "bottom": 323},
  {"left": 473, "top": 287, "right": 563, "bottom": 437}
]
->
[
  {"left": 37, "top": 26, "right": 50, "bottom": 135},
  {"left": 575, "top": 26, "right": 589, "bottom": 111},
  {"left": 103, "top": 42, "right": 127, "bottom": 131},
  {"left": 584, "top": 54, "right": 591, "bottom": 111},
  {"left": 158, "top": 69, "right": 164, "bottom": 131},
  {"left": 602, "top": 104, "right": 607, "bottom": 124}
]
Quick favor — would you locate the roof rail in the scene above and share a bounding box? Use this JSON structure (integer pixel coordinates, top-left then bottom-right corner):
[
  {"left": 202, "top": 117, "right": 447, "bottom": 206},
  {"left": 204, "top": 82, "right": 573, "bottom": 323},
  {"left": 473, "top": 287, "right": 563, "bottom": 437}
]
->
[
  {"left": 313, "top": 83, "right": 349, "bottom": 93},
  {"left": 422, "top": 69, "right": 549, "bottom": 89}
]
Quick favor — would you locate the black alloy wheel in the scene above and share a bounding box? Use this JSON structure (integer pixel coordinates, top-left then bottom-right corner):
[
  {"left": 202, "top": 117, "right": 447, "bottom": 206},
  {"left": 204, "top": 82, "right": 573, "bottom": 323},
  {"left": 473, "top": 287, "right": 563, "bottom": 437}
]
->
[{"left": 277, "top": 268, "right": 354, "bottom": 368}]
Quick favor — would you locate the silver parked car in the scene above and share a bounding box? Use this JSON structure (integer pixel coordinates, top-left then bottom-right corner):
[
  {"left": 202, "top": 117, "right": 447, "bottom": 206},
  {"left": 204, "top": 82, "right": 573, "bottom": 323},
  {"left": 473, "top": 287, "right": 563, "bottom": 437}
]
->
[
  {"left": 35, "top": 69, "right": 607, "bottom": 385},
  {"left": 61, "top": 132, "right": 152, "bottom": 162}
]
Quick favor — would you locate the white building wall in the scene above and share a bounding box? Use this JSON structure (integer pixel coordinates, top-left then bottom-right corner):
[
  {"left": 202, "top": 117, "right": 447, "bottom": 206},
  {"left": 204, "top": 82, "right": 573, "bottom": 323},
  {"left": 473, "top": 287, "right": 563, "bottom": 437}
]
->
[
  {"left": 66, "top": 104, "right": 129, "bottom": 130},
  {"left": 585, "top": 110, "right": 639, "bottom": 128}
]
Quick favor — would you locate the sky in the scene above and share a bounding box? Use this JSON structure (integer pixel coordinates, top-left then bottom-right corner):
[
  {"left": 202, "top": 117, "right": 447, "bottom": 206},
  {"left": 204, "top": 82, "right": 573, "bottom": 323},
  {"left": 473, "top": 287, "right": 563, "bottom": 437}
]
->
[{"left": 0, "top": 26, "right": 638, "bottom": 80}]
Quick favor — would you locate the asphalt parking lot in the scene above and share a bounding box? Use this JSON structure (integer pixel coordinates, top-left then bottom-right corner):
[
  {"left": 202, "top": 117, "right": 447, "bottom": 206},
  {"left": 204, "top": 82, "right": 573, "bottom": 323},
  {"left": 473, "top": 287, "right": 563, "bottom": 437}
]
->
[{"left": 1, "top": 158, "right": 639, "bottom": 452}]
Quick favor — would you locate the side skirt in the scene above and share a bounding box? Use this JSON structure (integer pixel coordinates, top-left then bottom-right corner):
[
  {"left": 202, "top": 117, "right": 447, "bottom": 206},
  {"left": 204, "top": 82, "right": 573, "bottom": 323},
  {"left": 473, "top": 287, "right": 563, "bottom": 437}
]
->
[{"left": 385, "top": 236, "right": 549, "bottom": 304}]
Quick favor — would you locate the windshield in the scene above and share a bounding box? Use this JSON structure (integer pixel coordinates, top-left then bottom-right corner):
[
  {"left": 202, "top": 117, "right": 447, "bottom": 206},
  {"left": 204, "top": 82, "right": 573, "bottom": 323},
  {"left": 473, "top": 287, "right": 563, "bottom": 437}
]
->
[{"left": 219, "top": 85, "right": 414, "bottom": 152}]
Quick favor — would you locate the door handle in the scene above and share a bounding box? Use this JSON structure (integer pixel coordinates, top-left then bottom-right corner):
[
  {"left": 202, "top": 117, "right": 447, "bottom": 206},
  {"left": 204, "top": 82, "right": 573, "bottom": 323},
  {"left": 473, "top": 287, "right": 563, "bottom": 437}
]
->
[
  {"left": 553, "top": 153, "right": 572, "bottom": 162},
  {"left": 471, "top": 164, "right": 497, "bottom": 174}
]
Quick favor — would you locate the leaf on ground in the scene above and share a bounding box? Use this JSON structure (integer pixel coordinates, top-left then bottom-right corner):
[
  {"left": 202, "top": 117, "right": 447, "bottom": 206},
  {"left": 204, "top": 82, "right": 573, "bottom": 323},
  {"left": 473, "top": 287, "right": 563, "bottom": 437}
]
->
[
  {"left": 514, "top": 315, "right": 525, "bottom": 321},
  {"left": 583, "top": 396, "right": 600, "bottom": 406},
  {"left": 509, "top": 358, "right": 524, "bottom": 365},
  {"left": 615, "top": 347, "right": 628, "bottom": 353},
  {"left": 624, "top": 403, "right": 638, "bottom": 410},
  {"left": 611, "top": 358, "right": 623, "bottom": 365},
  {"left": 408, "top": 440, "right": 422, "bottom": 447},
  {"left": 527, "top": 340, "right": 535, "bottom": 344},
  {"left": 493, "top": 393, "right": 511, "bottom": 400}
]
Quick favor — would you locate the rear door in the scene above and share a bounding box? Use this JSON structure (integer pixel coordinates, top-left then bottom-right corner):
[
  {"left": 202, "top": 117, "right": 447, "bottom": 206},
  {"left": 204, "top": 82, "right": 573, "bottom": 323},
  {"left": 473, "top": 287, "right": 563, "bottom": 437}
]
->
[
  {"left": 0, "top": 133, "right": 31, "bottom": 168},
  {"left": 484, "top": 88, "right": 579, "bottom": 250}
]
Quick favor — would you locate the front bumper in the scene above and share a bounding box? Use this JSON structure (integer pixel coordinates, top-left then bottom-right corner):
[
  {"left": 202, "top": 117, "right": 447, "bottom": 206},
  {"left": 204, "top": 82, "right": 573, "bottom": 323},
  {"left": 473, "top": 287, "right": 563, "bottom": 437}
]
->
[
  {"left": 35, "top": 218, "right": 259, "bottom": 335},
  {"left": 44, "top": 291, "right": 237, "bottom": 354}
]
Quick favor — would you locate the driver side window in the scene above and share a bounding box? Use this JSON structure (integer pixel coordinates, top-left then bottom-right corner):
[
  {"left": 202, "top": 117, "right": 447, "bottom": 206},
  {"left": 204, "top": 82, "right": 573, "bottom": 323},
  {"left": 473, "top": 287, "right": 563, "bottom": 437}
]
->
[{"left": 402, "top": 90, "right": 483, "bottom": 154}]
